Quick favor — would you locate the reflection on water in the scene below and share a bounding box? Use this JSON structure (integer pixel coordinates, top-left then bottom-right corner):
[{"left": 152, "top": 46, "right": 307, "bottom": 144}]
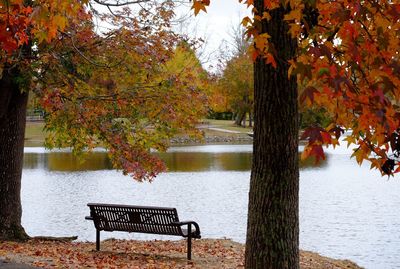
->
[
  {"left": 23, "top": 146, "right": 325, "bottom": 172},
  {"left": 24, "top": 152, "right": 113, "bottom": 171},
  {"left": 23, "top": 151, "right": 252, "bottom": 172},
  {"left": 20, "top": 144, "right": 400, "bottom": 269},
  {"left": 160, "top": 152, "right": 252, "bottom": 171}
]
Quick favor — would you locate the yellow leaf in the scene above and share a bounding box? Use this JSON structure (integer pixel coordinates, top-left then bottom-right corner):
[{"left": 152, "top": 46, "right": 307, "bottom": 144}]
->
[
  {"left": 254, "top": 33, "right": 270, "bottom": 51},
  {"left": 284, "top": 9, "right": 302, "bottom": 21},
  {"left": 241, "top": 16, "right": 252, "bottom": 27},
  {"left": 53, "top": 14, "right": 67, "bottom": 31},
  {"left": 288, "top": 23, "right": 301, "bottom": 38},
  {"left": 262, "top": 12, "right": 271, "bottom": 21},
  {"left": 344, "top": 136, "right": 356, "bottom": 147}
]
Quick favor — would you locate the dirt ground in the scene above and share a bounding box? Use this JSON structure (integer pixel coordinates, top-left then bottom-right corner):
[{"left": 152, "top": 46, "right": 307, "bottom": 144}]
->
[{"left": 0, "top": 239, "right": 363, "bottom": 269}]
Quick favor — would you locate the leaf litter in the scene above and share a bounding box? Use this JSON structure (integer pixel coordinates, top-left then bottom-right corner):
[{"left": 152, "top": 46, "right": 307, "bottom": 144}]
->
[{"left": 0, "top": 239, "right": 362, "bottom": 268}]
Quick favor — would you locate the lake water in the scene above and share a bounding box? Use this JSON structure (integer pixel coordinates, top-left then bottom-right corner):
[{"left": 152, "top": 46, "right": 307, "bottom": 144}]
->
[{"left": 21, "top": 144, "right": 400, "bottom": 268}]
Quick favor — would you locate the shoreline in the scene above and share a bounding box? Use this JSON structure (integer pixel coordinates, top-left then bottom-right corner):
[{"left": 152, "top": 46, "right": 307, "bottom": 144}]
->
[{"left": 169, "top": 132, "right": 253, "bottom": 145}]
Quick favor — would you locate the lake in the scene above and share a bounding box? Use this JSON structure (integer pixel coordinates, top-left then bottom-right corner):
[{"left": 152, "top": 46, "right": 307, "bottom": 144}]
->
[{"left": 21, "top": 144, "right": 400, "bottom": 268}]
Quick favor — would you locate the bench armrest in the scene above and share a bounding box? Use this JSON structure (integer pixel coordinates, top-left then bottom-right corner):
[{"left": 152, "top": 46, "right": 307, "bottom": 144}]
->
[
  {"left": 172, "top": 221, "right": 201, "bottom": 238},
  {"left": 85, "top": 216, "right": 94, "bottom": 220}
]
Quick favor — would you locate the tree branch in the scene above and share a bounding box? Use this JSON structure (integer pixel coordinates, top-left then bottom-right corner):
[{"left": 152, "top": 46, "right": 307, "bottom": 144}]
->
[{"left": 92, "top": 0, "right": 150, "bottom": 7}]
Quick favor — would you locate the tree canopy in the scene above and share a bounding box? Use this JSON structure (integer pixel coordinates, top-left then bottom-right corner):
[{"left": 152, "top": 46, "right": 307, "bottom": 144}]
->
[{"left": 1, "top": 0, "right": 208, "bottom": 180}]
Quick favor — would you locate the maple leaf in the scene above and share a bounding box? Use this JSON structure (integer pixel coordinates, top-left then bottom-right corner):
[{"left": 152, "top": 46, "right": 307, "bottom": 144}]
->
[
  {"left": 300, "top": 86, "right": 318, "bottom": 104},
  {"left": 242, "top": 16, "right": 252, "bottom": 27},
  {"left": 301, "top": 144, "right": 326, "bottom": 163},
  {"left": 265, "top": 53, "right": 276, "bottom": 68},
  {"left": 254, "top": 33, "right": 271, "bottom": 52},
  {"left": 327, "top": 125, "right": 344, "bottom": 139},
  {"left": 263, "top": 0, "right": 279, "bottom": 10},
  {"left": 284, "top": 9, "right": 302, "bottom": 21},
  {"left": 381, "top": 159, "right": 395, "bottom": 175},
  {"left": 192, "top": 1, "right": 207, "bottom": 16}
]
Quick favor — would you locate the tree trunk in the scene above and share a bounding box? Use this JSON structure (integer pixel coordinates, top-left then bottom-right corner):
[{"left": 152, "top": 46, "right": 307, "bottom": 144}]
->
[
  {"left": 235, "top": 110, "right": 246, "bottom": 126},
  {"left": 245, "top": 4, "right": 299, "bottom": 269},
  {"left": 0, "top": 68, "right": 29, "bottom": 241}
]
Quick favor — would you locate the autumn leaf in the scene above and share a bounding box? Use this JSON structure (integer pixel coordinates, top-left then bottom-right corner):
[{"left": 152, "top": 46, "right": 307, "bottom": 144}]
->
[
  {"left": 266, "top": 53, "right": 276, "bottom": 68},
  {"left": 192, "top": 0, "right": 208, "bottom": 16},
  {"left": 300, "top": 86, "right": 318, "bottom": 104},
  {"left": 263, "top": 0, "right": 279, "bottom": 10},
  {"left": 284, "top": 9, "right": 302, "bottom": 21}
]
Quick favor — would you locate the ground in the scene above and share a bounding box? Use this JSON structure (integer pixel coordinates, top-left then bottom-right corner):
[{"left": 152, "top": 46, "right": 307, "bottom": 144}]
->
[{"left": 0, "top": 239, "right": 362, "bottom": 269}]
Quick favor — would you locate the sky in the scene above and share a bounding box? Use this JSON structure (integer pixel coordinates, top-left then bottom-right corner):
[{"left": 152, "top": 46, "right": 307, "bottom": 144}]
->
[{"left": 174, "top": 1, "right": 252, "bottom": 71}]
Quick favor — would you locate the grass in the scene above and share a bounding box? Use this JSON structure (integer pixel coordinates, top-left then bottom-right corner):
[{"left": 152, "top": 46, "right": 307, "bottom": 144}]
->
[{"left": 25, "top": 121, "right": 45, "bottom": 147}]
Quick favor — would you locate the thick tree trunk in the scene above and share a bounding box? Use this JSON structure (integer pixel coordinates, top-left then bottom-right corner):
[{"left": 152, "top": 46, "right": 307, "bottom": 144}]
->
[
  {"left": 0, "top": 68, "right": 29, "bottom": 241},
  {"left": 245, "top": 4, "right": 299, "bottom": 269}
]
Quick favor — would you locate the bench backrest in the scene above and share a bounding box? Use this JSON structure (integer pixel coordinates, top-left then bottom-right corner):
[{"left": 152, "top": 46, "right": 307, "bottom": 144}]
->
[{"left": 87, "top": 203, "right": 183, "bottom": 236}]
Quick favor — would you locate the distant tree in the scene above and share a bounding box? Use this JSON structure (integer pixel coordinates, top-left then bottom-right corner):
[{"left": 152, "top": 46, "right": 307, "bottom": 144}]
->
[
  {"left": 217, "top": 52, "right": 253, "bottom": 127},
  {"left": 208, "top": 23, "right": 253, "bottom": 127},
  {"left": 299, "top": 107, "right": 331, "bottom": 129}
]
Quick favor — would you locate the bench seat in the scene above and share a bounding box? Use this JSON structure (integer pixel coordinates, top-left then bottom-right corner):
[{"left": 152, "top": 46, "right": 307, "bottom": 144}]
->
[{"left": 85, "top": 203, "right": 201, "bottom": 260}]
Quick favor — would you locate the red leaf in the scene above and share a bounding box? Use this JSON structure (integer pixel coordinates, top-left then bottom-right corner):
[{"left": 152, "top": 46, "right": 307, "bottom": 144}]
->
[{"left": 300, "top": 86, "right": 318, "bottom": 104}]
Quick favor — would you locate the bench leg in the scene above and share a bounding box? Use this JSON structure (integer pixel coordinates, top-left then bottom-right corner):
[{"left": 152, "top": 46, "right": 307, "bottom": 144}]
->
[
  {"left": 96, "top": 229, "right": 100, "bottom": 251},
  {"left": 187, "top": 223, "right": 192, "bottom": 260}
]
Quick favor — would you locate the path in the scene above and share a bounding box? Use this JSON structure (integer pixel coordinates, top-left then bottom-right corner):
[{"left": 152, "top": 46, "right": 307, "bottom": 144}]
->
[
  {"left": 197, "top": 123, "right": 251, "bottom": 135},
  {"left": 207, "top": 127, "right": 243, "bottom": 133}
]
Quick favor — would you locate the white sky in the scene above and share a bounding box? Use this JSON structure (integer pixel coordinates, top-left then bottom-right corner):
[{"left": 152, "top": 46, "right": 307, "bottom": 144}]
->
[{"left": 174, "top": 0, "right": 252, "bottom": 71}]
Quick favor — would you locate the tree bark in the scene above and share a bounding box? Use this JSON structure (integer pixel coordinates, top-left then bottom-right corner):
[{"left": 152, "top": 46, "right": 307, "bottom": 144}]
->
[
  {"left": 0, "top": 68, "right": 29, "bottom": 241},
  {"left": 235, "top": 110, "right": 246, "bottom": 127},
  {"left": 245, "top": 4, "right": 299, "bottom": 269}
]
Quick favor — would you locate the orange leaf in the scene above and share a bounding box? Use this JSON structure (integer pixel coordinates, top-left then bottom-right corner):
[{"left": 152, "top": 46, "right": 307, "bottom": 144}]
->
[
  {"left": 266, "top": 53, "right": 277, "bottom": 68},
  {"left": 192, "top": 1, "right": 207, "bottom": 16}
]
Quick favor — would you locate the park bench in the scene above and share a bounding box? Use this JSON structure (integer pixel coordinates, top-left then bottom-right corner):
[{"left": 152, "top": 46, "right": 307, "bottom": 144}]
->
[{"left": 85, "top": 203, "right": 201, "bottom": 260}]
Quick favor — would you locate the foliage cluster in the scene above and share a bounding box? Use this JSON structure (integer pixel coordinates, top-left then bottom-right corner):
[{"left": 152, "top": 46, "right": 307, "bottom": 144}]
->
[{"left": 1, "top": 0, "right": 209, "bottom": 180}]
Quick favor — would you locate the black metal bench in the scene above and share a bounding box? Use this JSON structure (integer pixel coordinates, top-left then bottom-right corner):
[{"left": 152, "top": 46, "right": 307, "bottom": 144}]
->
[{"left": 85, "top": 203, "right": 201, "bottom": 260}]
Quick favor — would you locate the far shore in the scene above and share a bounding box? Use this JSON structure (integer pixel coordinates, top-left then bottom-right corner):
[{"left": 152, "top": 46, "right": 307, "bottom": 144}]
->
[{"left": 24, "top": 120, "right": 254, "bottom": 147}]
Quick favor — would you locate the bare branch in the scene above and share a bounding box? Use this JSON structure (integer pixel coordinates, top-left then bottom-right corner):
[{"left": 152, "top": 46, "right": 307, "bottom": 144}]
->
[{"left": 92, "top": 0, "right": 150, "bottom": 7}]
